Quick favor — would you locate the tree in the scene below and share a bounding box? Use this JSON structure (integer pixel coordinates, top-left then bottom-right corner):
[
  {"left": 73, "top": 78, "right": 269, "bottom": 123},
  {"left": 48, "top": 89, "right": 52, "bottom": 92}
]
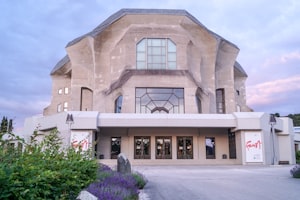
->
[
  {"left": 287, "top": 114, "right": 300, "bottom": 126},
  {"left": 0, "top": 116, "right": 13, "bottom": 134}
]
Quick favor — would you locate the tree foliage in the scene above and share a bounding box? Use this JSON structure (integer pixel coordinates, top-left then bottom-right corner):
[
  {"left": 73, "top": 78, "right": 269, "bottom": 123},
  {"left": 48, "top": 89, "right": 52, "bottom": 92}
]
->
[
  {"left": 287, "top": 114, "right": 300, "bottom": 126},
  {"left": 0, "top": 127, "right": 98, "bottom": 200}
]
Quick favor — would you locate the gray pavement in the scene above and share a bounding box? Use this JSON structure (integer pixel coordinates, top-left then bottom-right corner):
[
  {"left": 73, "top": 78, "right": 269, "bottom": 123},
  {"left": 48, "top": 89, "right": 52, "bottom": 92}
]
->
[{"left": 133, "top": 165, "right": 299, "bottom": 200}]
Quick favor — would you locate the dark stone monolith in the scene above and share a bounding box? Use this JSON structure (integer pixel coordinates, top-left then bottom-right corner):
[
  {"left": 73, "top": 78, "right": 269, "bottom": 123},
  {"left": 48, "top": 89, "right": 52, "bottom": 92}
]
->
[{"left": 117, "top": 153, "right": 131, "bottom": 174}]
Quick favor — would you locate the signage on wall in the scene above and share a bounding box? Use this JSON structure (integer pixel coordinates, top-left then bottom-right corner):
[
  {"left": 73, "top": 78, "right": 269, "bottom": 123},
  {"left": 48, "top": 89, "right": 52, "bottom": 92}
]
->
[
  {"left": 245, "top": 132, "right": 263, "bottom": 162},
  {"left": 70, "top": 132, "right": 91, "bottom": 151}
]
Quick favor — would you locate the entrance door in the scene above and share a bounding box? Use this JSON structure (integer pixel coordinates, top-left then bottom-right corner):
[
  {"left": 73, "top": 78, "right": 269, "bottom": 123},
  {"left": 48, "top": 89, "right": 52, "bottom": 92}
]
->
[
  {"left": 177, "top": 136, "right": 193, "bottom": 159},
  {"left": 111, "top": 137, "right": 121, "bottom": 159}
]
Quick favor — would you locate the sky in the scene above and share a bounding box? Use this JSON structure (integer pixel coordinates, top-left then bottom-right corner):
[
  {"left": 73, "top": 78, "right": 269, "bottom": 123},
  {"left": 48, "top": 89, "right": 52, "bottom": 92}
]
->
[{"left": 0, "top": 0, "right": 300, "bottom": 128}]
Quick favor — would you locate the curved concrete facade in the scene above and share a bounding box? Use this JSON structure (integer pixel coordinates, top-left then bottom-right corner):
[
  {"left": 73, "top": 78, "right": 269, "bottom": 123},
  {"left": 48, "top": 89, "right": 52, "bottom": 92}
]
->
[{"left": 24, "top": 9, "right": 295, "bottom": 165}]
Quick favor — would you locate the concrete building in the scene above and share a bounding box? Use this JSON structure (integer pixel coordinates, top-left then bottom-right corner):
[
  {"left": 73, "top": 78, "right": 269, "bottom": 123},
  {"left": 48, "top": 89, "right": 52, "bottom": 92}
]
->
[{"left": 23, "top": 9, "right": 295, "bottom": 165}]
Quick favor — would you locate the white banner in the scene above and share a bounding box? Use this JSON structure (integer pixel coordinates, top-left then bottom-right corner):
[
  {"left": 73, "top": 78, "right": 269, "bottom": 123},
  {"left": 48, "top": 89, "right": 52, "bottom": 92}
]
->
[
  {"left": 245, "top": 132, "right": 263, "bottom": 162},
  {"left": 70, "top": 132, "right": 91, "bottom": 151}
]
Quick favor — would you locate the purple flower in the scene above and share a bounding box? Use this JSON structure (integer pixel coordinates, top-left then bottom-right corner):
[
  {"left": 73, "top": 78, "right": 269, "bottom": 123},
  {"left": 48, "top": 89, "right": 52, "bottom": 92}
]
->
[{"left": 87, "top": 171, "right": 139, "bottom": 199}]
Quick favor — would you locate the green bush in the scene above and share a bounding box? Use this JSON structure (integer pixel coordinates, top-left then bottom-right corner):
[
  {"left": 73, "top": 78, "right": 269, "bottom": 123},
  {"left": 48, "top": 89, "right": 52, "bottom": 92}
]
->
[
  {"left": 0, "top": 128, "right": 98, "bottom": 200},
  {"left": 296, "top": 151, "right": 300, "bottom": 164},
  {"left": 131, "top": 172, "right": 148, "bottom": 189}
]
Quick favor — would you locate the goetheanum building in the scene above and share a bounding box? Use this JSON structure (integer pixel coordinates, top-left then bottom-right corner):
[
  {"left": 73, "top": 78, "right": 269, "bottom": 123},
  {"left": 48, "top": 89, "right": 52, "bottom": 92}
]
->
[{"left": 24, "top": 9, "right": 296, "bottom": 165}]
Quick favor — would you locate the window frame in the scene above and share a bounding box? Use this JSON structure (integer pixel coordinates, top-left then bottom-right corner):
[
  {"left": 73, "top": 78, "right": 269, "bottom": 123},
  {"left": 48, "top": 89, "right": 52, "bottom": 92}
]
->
[
  {"left": 136, "top": 38, "right": 176, "bottom": 70},
  {"left": 134, "top": 136, "right": 151, "bottom": 159},
  {"left": 205, "top": 137, "right": 216, "bottom": 159},
  {"left": 156, "top": 136, "right": 172, "bottom": 159},
  {"left": 135, "top": 87, "right": 185, "bottom": 114},
  {"left": 216, "top": 88, "right": 225, "bottom": 113},
  {"left": 111, "top": 137, "right": 121, "bottom": 159},
  {"left": 114, "top": 95, "right": 123, "bottom": 113},
  {"left": 177, "top": 136, "right": 193, "bottom": 159}
]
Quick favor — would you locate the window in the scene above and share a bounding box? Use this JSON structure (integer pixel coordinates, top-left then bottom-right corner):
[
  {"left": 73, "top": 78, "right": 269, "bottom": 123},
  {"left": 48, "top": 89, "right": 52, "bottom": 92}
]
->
[
  {"left": 228, "top": 131, "right": 237, "bottom": 159},
  {"left": 136, "top": 38, "right": 176, "bottom": 69},
  {"left": 111, "top": 137, "right": 121, "bottom": 159},
  {"left": 216, "top": 89, "right": 225, "bottom": 113},
  {"left": 135, "top": 88, "right": 184, "bottom": 113},
  {"left": 196, "top": 96, "right": 202, "bottom": 113},
  {"left": 177, "top": 136, "right": 193, "bottom": 159},
  {"left": 206, "top": 137, "right": 215, "bottom": 159},
  {"left": 114, "top": 95, "right": 123, "bottom": 113},
  {"left": 237, "top": 105, "right": 241, "bottom": 112},
  {"left": 65, "top": 87, "right": 69, "bottom": 94},
  {"left": 156, "top": 137, "right": 172, "bottom": 159},
  {"left": 63, "top": 102, "right": 68, "bottom": 111},
  {"left": 57, "top": 104, "right": 62, "bottom": 112},
  {"left": 134, "top": 136, "right": 151, "bottom": 159},
  {"left": 58, "top": 88, "right": 63, "bottom": 94}
]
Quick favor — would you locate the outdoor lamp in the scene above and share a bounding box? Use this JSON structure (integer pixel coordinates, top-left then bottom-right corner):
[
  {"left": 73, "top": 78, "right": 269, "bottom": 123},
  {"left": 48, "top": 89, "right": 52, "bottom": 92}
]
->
[
  {"left": 66, "top": 113, "right": 74, "bottom": 125},
  {"left": 269, "top": 114, "right": 277, "bottom": 165},
  {"left": 269, "top": 114, "right": 277, "bottom": 126}
]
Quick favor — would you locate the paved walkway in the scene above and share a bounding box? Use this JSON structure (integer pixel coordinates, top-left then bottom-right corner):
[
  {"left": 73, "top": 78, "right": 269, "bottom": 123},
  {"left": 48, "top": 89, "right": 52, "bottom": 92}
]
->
[{"left": 133, "top": 165, "right": 299, "bottom": 200}]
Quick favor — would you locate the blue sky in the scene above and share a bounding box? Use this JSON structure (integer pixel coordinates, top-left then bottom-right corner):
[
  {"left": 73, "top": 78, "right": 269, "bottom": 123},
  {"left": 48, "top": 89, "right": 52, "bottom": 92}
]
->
[{"left": 1, "top": 0, "right": 300, "bottom": 128}]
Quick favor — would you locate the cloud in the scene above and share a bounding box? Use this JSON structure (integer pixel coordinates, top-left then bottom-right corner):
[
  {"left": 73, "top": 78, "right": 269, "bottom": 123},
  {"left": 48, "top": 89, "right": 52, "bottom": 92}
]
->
[
  {"left": 1, "top": 0, "right": 300, "bottom": 128},
  {"left": 247, "top": 75, "right": 300, "bottom": 114}
]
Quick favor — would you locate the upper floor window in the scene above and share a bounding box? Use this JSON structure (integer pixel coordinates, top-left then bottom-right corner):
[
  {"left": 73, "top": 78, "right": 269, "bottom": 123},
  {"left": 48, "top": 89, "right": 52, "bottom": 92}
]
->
[
  {"left": 64, "top": 87, "right": 69, "bottom": 94},
  {"left": 63, "top": 102, "right": 68, "bottom": 111},
  {"left": 135, "top": 88, "right": 184, "bottom": 114},
  {"left": 136, "top": 38, "right": 176, "bottom": 70},
  {"left": 216, "top": 89, "right": 225, "bottom": 114},
  {"left": 114, "top": 95, "right": 123, "bottom": 113}
]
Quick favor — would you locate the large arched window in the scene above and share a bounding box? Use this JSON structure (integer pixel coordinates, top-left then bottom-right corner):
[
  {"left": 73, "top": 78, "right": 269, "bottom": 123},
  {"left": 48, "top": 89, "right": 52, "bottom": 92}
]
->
[
  {"left": 135, "top": 88, "right": 184, "bottom": 114},
  {"left": 136, "top": 38, "right": 176, "bottom": 70},
  {"left": 114, "top": 95, "right": 123, "bottom": 113}
]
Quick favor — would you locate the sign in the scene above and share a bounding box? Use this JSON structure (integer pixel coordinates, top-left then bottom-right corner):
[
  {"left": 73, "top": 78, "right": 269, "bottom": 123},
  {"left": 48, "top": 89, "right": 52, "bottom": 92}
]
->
[
  {"left": 70, "top": 132, "right": 91, "bottom": 151},
  {"left": 245, "top": 132, "right": 263, "bottom": 162}
]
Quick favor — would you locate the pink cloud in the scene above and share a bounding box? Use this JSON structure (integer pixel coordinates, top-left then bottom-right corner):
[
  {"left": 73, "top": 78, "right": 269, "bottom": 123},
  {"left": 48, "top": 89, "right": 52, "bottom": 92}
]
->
[{"left": 247, "top": 75, "right": 300, "bottom": 106}]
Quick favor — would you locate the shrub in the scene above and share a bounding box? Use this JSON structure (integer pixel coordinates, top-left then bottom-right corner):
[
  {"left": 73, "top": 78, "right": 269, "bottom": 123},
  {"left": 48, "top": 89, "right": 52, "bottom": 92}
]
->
[
  {"left": 0, "top": 128, "right": 98, "bottom": 199},
  {"left": 296, "top": 151, "right": 300, "bottom": 164},
  {"left": 87, "top": 164, "right": 147, "bottom": 200},
  {"left": 131, "top": 171, "right": 148, "bottom": 189}
]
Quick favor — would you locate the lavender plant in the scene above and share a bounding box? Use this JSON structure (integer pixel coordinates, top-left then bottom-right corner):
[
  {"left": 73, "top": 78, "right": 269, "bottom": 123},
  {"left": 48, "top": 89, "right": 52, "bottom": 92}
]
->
[{"left": 87, "top": 164, "right": 147, "bottom": 200}]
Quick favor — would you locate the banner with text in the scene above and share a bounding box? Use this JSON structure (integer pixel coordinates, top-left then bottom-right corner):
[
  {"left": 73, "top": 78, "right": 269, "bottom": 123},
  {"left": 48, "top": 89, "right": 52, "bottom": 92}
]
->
[
  {"left": 70, "top": 131, "right": 91, "bottom": 151},
  {"left": 245, "top": 132, "right": 263, "bottom": 162}
]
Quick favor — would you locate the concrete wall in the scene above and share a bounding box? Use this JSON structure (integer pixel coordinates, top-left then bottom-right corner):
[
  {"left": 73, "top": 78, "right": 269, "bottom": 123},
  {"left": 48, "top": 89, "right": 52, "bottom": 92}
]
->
[{"left": 46, "top": 12, "right": 247, "bottom": 116}]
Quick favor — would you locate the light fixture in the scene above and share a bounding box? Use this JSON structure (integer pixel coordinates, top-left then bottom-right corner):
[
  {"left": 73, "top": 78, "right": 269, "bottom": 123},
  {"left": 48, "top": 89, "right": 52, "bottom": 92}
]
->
[
  {"left": 66, "top": 113, "right": 74, "bottom": 125},
  {"left": 269, "top": 114, "right": 277, "bottom": 165},
  {"left": 269, "top": 114, "right": 277, "bottom": 126}
]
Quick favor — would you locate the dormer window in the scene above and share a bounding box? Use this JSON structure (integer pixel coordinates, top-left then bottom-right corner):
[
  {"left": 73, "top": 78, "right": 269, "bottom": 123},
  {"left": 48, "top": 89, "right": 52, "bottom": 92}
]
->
[{"left": 136, "top": 38, "right": 176, "bottom": 70}]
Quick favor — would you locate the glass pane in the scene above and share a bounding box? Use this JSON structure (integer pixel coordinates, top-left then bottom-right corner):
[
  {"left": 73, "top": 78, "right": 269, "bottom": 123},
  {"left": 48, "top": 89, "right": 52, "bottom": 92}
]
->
[
  {"left": 135, "top": 88, "right": 184, "bottom": 114},
  {"left": 151, "top": 47, "right": 162, "bottom": 55},
  {"left": 168, "top": 39, "right": 176, "bottom": 52},
  {"left": 137, "top": 39, "right": 146, "bottom": 51},
  {"left": 154, "top": 55, "right": 164, "bottom": 63},
  {"left": 168, "top": 52, "right": 176, "bottom": 61},
  {"left": 168, "top": 62, "right": 176, "bottom": 69},
  {"left": 136, "top": 88, "right": 146, "bottom": 97},
  {"left": 148, "top": 93, "right": 171, "bottom": 101},
  {"left": 151, "top": 39, "right": 163, "bottom": 46},
  {"left": 141, "top": 94, "right": 151, "bottom": 105},
  {"left": 137, "top": 52, "right": 145, "bottom": 61},
  {"left": 137, "top": 61, "right": 146, "bottom": 69},
  {"left": 206, "top": 137, "right": 215, "bottom": 159},
  {"left": 111, "top": 137, "right": 121, "bottom": 159}
]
